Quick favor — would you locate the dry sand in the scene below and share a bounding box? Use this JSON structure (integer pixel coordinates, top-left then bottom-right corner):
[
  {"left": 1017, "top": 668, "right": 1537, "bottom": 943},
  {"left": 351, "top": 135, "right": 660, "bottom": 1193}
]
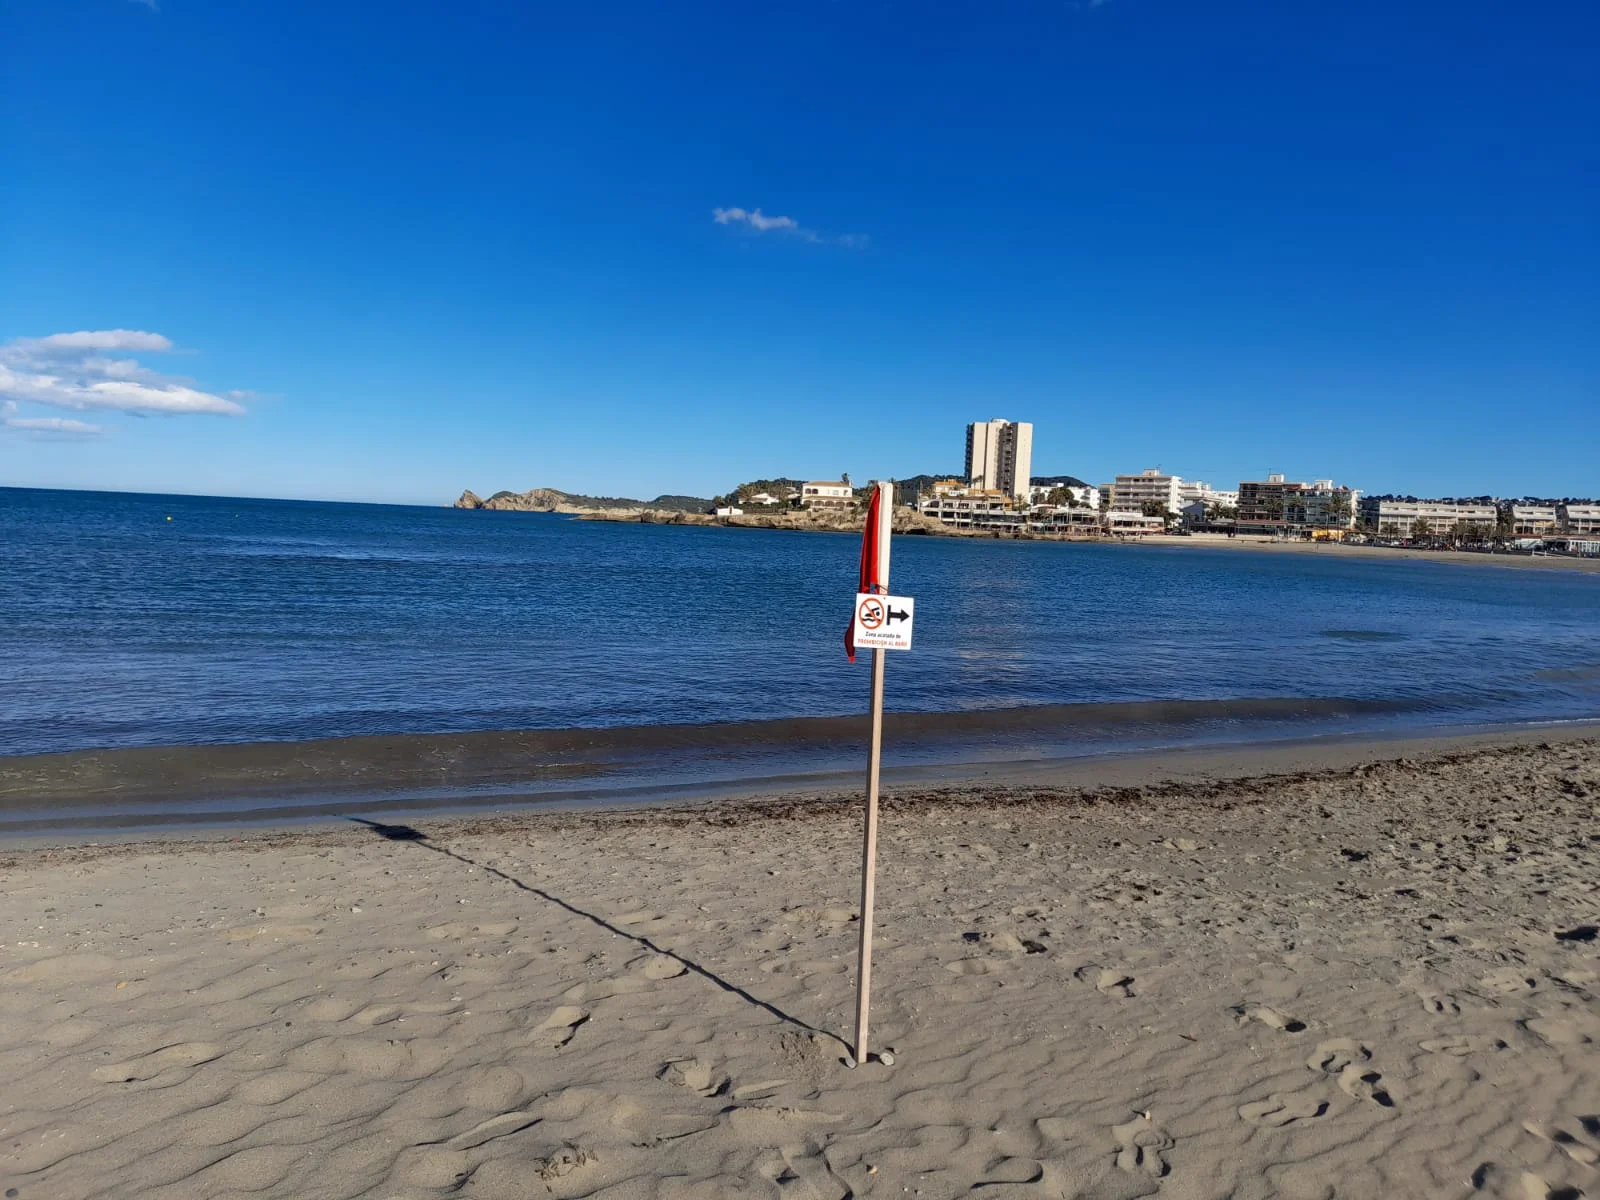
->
[{"left": 3, "top": 737, "right": 1598, "bottom": 1199}]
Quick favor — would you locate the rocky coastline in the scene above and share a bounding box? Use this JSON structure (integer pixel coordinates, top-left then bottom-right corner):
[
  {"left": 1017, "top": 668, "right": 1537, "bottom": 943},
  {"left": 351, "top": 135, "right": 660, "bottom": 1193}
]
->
[{"left": 451, "top": 488, "right": 1067, "bottom": 538}]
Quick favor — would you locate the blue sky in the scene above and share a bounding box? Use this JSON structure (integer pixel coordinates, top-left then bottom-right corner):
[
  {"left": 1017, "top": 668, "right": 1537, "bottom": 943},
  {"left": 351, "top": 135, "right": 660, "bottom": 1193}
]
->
[{"left": 2, "top": 0, "right": 1595, "bottom": 504}]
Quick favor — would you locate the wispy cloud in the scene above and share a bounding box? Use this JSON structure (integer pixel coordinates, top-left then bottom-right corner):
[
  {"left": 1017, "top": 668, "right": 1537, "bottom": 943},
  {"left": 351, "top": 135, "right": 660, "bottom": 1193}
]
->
[
  {"left": 17, "top": 329, "right": 174, "bottom": 353},
  {"left": 0, "top": 401, "right": 103, "bottom": 440},
  {"left": 713, "top": 207, "right": 867, "bottom": 249},
  {"left": 129, "top": 0, "right": 159, "bottom": 11},
  {"left": 0, "top": 330, "right": 251, "bottom": 438}
]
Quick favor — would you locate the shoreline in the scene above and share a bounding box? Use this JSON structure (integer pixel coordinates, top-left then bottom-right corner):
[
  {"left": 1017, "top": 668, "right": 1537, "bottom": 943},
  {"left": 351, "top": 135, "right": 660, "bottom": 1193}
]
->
[
  {"left": 7, "top": 718, "right": 1598, "bottom": 847},
  {"left": 561, "top": 506, "right": 1600, "bottom": 572},
  {"left": 1136, "top": 532, "right": 1600, "bottom": 572}
]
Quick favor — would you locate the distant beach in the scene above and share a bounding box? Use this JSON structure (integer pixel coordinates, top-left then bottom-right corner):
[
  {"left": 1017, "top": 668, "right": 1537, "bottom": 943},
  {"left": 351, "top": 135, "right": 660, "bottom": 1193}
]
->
[{"left": 1138, "top": 532, "right": 1600, "bottom": 573}]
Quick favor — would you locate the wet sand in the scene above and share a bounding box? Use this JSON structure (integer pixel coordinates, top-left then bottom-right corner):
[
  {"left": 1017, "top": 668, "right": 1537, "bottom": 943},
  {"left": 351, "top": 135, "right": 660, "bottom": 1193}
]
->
[
  {"left": 2, "top": 712, "right": 1595, "bottom": 836},
  {"left": 2, "top": 732, "right": 1597, "bottom": 1198}
]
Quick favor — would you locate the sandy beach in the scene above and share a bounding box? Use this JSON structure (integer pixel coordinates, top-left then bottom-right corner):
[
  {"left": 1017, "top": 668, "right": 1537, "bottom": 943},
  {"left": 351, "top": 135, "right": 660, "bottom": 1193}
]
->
[
  {"left": 4, "top": 733, "right": 1598, "bottom": 1199},
  {"left": 1136, "top": 535, "right": 1600, "bottom": 574}
]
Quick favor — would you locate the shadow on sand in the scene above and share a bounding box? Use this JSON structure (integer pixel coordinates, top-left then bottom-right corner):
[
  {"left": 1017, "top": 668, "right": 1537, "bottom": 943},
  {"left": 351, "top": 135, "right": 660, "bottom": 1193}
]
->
[{"left": 349, "top": 817, "right": 836, "bottom": 1043}]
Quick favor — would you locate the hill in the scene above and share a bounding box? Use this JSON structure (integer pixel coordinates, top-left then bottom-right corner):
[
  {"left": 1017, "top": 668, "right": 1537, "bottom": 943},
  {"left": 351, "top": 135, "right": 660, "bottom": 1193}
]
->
[{"left": 454, "top": 488, "right": 713, "bottom": 514}]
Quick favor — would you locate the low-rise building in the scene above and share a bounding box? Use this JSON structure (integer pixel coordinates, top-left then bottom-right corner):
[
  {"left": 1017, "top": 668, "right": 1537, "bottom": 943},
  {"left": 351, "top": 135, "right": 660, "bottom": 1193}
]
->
[
  {"left": 1029, "top": 507, "right": 1104, "bottom": 535},
  {"left": 1181, "top": 500, "right": 1235, "bottom": 530},
  {"left": 799, "top": 481, "right": 854, "bottom": 509},
  {"left": 745, "top": 492, "right": 782, "bottom": 507},
  {"left": 1104, "top": 510, "right": 1166, "bottom": 536},
  {"left": 1511, "top": 505, "right": 1558, "bottom": 536},
  {"left": 1027, "top": 483, "right": 1098, "bottom": 509},
  {"left": 713, "top": 506, "right": 744, "bottom": 518},
  {"left": 1559, "top": 504, "right": 1600, "bottom": 534},
  {"left": 1358, "top": 498, "right": 1497, "bottom": 538},
  {"left": 1177, "top": 480, "right": 1238, "bottom": 509},
  {"left": 918, "top": 481, "right": 1026, "bottom": 530},
  {"left": 1548, "top": 537, "right": 1600, "bottom": 557}
]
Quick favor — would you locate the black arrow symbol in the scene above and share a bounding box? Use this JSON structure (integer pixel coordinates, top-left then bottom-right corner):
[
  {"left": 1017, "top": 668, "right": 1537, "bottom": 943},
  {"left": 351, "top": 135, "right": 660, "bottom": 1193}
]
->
[{"left": 887, "top": 606, "right": 911, "bottom": 624}]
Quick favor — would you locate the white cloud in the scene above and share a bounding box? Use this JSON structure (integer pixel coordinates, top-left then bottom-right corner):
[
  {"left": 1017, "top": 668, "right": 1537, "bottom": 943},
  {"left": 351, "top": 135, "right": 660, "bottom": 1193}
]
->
[
  {"left": 0, "top": 401, "right": 103, "bottom": 439},
  {"left": 712, "top": 207, "right": 867, "bottom": 248},
  {"left": 129, "top": 0, "right": 159, "bottom": 11},
  {"left": 714, "top": 207, "right": 800, "bottom": 233},
  {"left": 0, "top": 330, "right": 250, "bottom": 428},
  {"left": 23, "top": 329, "right": 174, "bottom": 352}
]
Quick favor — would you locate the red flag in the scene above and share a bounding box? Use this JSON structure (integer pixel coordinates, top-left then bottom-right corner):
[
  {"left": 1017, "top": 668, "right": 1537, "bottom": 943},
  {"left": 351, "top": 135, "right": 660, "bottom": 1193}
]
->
[{"left": 845, "top": 484, "right": 885, "bottom": 662}]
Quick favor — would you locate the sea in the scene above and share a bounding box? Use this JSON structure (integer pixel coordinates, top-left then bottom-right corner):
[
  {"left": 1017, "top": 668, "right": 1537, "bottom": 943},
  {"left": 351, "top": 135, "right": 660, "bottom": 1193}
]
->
[{"left": 2, "top": 486, "right": 1598, "bottom": 828}]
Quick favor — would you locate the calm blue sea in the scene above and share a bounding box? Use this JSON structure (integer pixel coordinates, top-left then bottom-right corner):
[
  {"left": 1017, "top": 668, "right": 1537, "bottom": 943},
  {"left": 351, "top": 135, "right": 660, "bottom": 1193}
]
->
[{"left": 3, "top": 486, "right": 1599, "bottom": 760}]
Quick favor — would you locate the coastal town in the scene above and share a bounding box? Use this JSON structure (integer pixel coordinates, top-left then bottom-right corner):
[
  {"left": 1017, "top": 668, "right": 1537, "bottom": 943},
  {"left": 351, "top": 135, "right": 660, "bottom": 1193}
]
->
[{"left": 709, "top": 417, "right": 1600, "bottom": 555}]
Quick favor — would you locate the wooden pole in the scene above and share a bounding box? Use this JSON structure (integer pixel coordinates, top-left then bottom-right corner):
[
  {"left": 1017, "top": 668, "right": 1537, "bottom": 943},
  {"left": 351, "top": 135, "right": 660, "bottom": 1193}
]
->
[{"left": 852, "top": 481, "right": 893, "bottom": 1067}]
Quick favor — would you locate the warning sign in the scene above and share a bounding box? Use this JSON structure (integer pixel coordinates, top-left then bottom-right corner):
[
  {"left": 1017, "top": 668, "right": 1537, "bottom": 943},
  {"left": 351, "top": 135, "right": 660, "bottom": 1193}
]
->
[{"left": 852, "top": 593, "right": 915, "bottom": 651}]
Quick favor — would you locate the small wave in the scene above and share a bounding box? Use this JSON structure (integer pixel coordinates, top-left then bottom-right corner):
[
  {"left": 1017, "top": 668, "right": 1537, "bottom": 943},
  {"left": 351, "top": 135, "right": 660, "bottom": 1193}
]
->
[{"left": 1320, "top": 629, "right": 1405, "bottom": 641}]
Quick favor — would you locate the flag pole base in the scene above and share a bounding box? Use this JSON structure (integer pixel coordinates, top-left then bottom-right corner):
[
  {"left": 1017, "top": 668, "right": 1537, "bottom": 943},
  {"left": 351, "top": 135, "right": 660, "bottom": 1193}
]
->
[{"left": 842, "top": 1049, "right": 896, "bottom": 1070}]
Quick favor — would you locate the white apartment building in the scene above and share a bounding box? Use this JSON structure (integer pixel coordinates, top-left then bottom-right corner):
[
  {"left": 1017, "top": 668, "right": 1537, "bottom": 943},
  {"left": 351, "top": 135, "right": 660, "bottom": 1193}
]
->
[
  {"left": 799, "top": 481, "right": 854, "bottom": 508},
  {"left": 1112, "top": 469, "right": 1185, "bottom": 514},
  {"left": 1286, "top": 482, "right": 1362, "bottom": 530},
  {"left": 1511, "top": 506, "right": 1558, "bottom": 535},
  {"left": 1028, "top": 483, "right": 1099, "bottom": 509},
  {"left": 966, "top": 419, "right": 1034, "bottom": 500},
  {"left": 1560, "top": 504, "right": 1600, "bottom": 534},
  {"left": 1177, "top": 480, "right": 1238, "bottom": 508},
  {"left": 1358, "top": 499, "right": 1497, "bottom": 538}
]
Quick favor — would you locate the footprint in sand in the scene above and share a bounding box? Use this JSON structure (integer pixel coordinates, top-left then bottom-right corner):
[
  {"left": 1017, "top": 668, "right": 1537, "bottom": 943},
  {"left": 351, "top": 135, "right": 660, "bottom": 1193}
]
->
[
  {"left": 1075, "top": 965, "right": 1135, "bottom": 998},
  {"left": 640, "top": 954, "right": 688, "bottom": 980},
  {"left": 657, "top": 1056, "right": 729, "bottom": 1098},
  {"left": 1524, "top": 1118, "right": 1600, "bottom": 1169},
  {"left": 1235, "top": 1005, "right": 1307, "bottom": 1034},
  {"left": 532, "top": 1005, "right": 589, "bottom": 1048},
  {"left": 92, "top": 1041, "right": 225, "bottom": 1083},
  {"left": 768, "top": 1139, "right": 852, "bottom": 1199},
  {"left": 961, "top": 930, "right": 1045, "bottom": 955},
  {"left": 1112, "top": 1114, "right": 1172, "bottom": 1178},
  {"left": 782, "top": 907, "right": 858, "bottom": 930},
  {"left": 1336, "top": 1064, "right": 1395, "bottom": 1108},
  {"left": 1239, "top": 1093, "right": 1328, "bottom": 1127},
  {"left": 1522, "top": 1018, "right": 1594, "bottom": 1048},
  {"left": 1420, "top": 1035, "right": 1507, "bottom": 1057},
  {"left": 1306, "top": 1038, "right": 1371, "bottom": 1074},
  {"left": 1517, "top": 1171, "right": 1588, "bottom": 1200},
  {"left": 1480, "top": 968, "right": 1541, "bottom": 996},
  {"left": 1417, "top": 990, "right": 1463, "bottom": 1015},
  {"left": 945, "top": 958, "right": 1005, "bottom": 976}
]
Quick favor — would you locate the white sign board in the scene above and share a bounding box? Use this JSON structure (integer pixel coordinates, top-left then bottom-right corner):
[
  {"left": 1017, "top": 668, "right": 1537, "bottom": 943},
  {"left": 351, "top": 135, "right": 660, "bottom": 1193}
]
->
[{"left": 853, "top": 593, "right": 915, "bottom": 651}]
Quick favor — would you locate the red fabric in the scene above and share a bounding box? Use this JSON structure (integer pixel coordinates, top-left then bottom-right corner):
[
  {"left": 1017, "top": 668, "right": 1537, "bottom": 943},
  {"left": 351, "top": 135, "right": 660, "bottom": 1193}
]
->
[{"left": 845, "top": 485, "right": 885, "bottom": 662}]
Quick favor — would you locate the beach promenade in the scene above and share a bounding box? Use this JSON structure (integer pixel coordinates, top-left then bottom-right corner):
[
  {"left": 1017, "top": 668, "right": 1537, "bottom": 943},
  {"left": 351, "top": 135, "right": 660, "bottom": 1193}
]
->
[{"left": 3, "top": 730, "right": 1597, "bottom": 1199}]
